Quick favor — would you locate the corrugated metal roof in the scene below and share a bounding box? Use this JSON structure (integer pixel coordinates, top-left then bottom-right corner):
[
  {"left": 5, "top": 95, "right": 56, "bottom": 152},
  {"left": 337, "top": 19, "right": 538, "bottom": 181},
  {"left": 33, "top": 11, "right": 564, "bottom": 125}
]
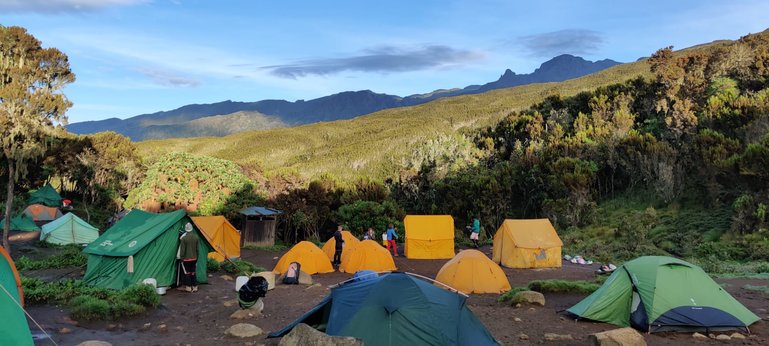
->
[{"left": 239, "top": 206, "right": 284, "bottom": 216}]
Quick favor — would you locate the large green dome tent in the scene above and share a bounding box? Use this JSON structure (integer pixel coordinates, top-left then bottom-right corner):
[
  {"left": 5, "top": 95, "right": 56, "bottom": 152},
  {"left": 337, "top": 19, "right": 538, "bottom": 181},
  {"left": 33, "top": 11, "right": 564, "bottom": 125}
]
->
[
  {"left": 0, "top": 246, "right": 33, "bottom": 346},
  {"left": 269, "top": 272, "right": 499, "bottom": 345},
  {"left": 26, "top": 183, "right": 62, "bottom": 207},
  {"left": 567, "top": 256, "right": 759, "bottom": 333}
]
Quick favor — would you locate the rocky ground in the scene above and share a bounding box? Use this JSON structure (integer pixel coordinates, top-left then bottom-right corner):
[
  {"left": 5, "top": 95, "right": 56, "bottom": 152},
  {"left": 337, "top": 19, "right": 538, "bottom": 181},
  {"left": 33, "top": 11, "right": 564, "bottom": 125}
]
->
[{"left": 24, "top": 245, "right": 769, "bottom": 345}]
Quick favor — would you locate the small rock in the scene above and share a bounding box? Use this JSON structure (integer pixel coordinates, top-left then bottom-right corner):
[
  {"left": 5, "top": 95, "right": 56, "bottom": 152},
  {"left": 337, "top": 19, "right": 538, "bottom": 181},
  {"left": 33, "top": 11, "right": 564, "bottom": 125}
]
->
[
  {"left": 715, "top": 335, "right": 731, "bottom": 341},
  {"left": 59, "top": 327, "right": 72, "bottom": 334},
  {"left": 528, "top": 307, "right": 536, "bottom": 312},
  {"left": 278, "top": 323, "right": 362, "bottom": 346},
  {"left": 519, "top": 333, "right": 529, "bottom": 341},
  {"left": 515, "top": 303, "right": 522, "bottom": 308},
  {"left": 158, "top": 324, "right": 167, "bottom": 332},
  {"left": 589, "top": 327, "right": 646, "bottom": 346},
  {"left": 76, "top": 342, "right": 112, "bottom": 346},
  {"left": 730, "top": 333, "right": 745, "bottom": 339},
  {"left": 692, "top": 332, "right": 708, "bottom": 339},
  {"left": 223, "top": 299, "right": 238, "bottom": 307},
  {"left": 106, "top": 324, "right": 117, "bottom": 331},
  {"left": 513, "top": 317, "right": 522, "bottom": 322},
  {"left": 244, "top": 342, "right": 254, "bottom": 346},
  {"left": 220, "top": 275, "right": 234, "bottom": 281},
  {"left": 230, "top": 298, "right": 264, "bottom": 319},
  {"left": 62, "top": 316, "right": 79, "bottom": 326},
  {"left": 141, "top": 323, "right": 152, "bottom": 331},
  {"left": 224, "top": 323, "right": 263, "bottom": 338},
  {"left": 559, "top": 316, "right": 566, "bottom": 321},
  {"left": 543, "top": 333, "right": 573, "bottom": 341},
  {"left": 305, "top": 283, "right": 322, "bottom": 290},
  {"left": 175, "top": 326, "right": 184, "bottom": 331},
  {"left": 709, "top": 333, "right": 716, "bottom": 339},
  {"left": 511, "top": 291, "right": 546, "bottom": 306},
  {"left": 298, "top": 271, "right": 313, "bottom": 285}
]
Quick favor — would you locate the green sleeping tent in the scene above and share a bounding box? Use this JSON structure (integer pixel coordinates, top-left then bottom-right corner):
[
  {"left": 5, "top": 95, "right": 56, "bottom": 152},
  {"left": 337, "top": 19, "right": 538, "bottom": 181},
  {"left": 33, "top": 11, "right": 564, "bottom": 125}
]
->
[
  {"left": 40, "top": 213, "right": 99, "bottom": 245},
  {"left": 0, "top": 246, "right": 33, "bottom": 346},
  {"left": 567, "top": 256, "right": 759, "bottom": 333},
  {"left": 83, "top": 209, "right": 213, "bottom": 290},
  {"left": 27, "top": 184, "right": 62, "bottom": 207},
  {"left": 0, "top": 214, "right": 40, "bottom": 232}
]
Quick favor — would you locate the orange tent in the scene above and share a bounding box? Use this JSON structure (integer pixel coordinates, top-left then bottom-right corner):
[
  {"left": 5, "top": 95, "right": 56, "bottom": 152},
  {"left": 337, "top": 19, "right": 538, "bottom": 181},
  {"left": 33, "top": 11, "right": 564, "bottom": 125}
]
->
[
  {"left": 23, "top": 204, "right": 62, "bottom": 223},
  {"left": 273, "top": 241, "right": 334, "bottom": 275},
  {"left": 321, "top": 230, "right": 361, "bottom": 260},
  {"left": 435, "top": 249, "right": 511, "bottom": 294},
  {"left": 492, "top": 219, "right": 562, "bottom": 268},
  {"left": 191, "top": 216, "right": 241, "bottom": 262},
  {"left": 404, "top": 215, "right": 455, "bottom": 259},
  {"left": 340, "top": 240, "right": 397, "bottom": 273}
]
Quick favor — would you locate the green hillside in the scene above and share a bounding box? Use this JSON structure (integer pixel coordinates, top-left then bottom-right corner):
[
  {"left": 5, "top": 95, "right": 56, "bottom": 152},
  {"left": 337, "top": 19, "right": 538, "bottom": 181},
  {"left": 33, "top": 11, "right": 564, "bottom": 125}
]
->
[{"left": 142, "top": 111, "right": 286, "bottom": 140}]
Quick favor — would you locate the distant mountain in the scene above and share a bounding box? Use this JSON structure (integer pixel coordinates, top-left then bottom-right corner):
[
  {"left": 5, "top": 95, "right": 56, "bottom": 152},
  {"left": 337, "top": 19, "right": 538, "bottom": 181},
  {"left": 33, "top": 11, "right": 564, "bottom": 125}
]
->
[{"left": 67, "top": 55, "right": 620, "bottom": 140}]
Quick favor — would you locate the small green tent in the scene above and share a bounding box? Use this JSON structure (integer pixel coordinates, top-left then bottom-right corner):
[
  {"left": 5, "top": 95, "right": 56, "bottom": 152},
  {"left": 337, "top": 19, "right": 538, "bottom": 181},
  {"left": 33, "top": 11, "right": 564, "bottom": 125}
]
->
[
  {"left": 567, "top": 256, "right": 759, "bottom": 332},
  {"left": 269, "top": 272, "right": 499, "bottom": 345},
  {"left": 40, "top": 213, "right": 99, "bottom": 245},
  {"left": 27, "top": 184, "right": 62, "bottom": 207},
  {"left": 1, "top": 246, "right": 33, "bottom": 346},
  {"left": 83, "top": 209, "right": 213, "bottom": 290},
  {"left": 0, "top": 214, "right": 40, "bottom": 232}
]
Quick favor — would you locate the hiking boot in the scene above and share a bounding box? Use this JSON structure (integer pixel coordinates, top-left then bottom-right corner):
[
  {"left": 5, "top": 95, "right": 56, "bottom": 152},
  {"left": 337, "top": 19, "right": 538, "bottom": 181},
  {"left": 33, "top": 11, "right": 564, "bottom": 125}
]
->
[{"left": 184, "top": 286, "right": 193, "bottom": 292}]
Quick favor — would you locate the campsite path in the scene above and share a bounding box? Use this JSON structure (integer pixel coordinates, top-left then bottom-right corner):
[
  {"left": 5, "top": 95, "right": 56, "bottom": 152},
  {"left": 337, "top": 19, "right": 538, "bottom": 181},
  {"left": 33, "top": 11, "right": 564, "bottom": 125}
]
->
[{"left": 26, "top": 245, "right": 769, "bottom": 345}]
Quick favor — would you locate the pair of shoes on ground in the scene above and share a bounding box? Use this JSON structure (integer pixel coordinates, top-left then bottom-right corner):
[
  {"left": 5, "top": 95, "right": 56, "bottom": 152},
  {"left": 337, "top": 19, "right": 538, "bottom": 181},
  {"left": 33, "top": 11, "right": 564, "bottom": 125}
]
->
[{"left": 176, "top": 286, "right": 197, "bottom": 292}]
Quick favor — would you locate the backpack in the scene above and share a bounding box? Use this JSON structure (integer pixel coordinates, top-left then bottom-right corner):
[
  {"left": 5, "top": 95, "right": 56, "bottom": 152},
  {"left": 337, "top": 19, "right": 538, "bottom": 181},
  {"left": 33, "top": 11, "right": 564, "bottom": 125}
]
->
[
  {"left": 238, "top": 276, "right": 268, "bottom": 309},
  {"left": 283, "top": 262, "right": 301, "bottom": 285}
]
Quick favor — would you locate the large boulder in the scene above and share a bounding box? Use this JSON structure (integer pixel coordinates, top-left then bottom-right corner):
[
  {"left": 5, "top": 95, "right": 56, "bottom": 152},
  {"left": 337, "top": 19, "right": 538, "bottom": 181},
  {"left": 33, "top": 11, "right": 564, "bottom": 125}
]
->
[
  {"left": 253, "top": 271, "right": 276, "bottom": 290},
  {"left": 279, "top": 323, "right": 363, "bottom": 346},
  {"left": 224, "top": 323, "right": 263, "bottom": 338},
  {"left": 511, "top": 291, "right": 545, "bottom": 306},
  {"left": 589, "top": 328, "right": 647, "bottom": 346},
  {"left": 298, "top": 271, "right": 313, "bottom": 285}
]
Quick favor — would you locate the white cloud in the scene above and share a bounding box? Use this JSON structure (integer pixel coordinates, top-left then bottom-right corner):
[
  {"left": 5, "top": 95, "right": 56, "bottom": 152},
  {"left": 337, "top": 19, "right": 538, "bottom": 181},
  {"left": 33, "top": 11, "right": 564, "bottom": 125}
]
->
[{"left": 0, "top": 0, "right": 149, "bottom": 13}]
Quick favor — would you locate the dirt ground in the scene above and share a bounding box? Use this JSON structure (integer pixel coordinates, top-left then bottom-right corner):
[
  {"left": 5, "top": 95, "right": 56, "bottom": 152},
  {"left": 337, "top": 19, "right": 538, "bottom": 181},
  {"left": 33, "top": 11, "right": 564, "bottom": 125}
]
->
[{"left": 23, "top": 244, "right": 769, "bottom": 346}]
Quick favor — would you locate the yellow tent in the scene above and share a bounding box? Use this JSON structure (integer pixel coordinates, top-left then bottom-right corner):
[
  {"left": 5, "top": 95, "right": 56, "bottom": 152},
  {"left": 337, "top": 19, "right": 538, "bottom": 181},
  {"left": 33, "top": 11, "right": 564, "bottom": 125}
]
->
[
  {"left": 404, "top": 215, "right": 455, "bottom": 259},
  {"left": 273, "top": 241, "right": 334, "bottom": 275},
  {"left": 191, "top": 216, "right": 241, "bottom": 262},
  {"left": 435, "top": 249, "right": 511, "bottom": 294},
  {"left": 340, "top": 240, "right": 397, "bottom": 273},
  {"left": 321, "top": 230, "right": 361, "bottom": 260},
  {"left": 492, "top": 219, "right": 563, "bottom": 268}
]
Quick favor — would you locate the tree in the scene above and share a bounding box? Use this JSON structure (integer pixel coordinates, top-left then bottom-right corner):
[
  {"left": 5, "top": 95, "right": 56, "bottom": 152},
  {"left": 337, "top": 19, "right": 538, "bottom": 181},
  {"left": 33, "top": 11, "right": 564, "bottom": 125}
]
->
[{"left": 1, "top": 26, "right": 75, "bottom": 251}]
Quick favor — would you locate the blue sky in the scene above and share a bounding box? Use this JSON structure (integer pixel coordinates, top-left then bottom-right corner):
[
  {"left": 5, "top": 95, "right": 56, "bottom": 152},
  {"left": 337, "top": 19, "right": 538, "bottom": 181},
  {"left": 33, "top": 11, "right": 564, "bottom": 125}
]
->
[{"left": 1, "top": 0, "right": 768, "bottom": 123}]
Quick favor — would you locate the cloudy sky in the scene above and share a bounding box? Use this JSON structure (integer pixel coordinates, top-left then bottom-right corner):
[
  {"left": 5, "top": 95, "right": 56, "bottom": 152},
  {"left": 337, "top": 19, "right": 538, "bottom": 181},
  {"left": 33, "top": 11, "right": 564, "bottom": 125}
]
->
[{"left": 1, "top": 0, "right": 768, "bottom": 123}]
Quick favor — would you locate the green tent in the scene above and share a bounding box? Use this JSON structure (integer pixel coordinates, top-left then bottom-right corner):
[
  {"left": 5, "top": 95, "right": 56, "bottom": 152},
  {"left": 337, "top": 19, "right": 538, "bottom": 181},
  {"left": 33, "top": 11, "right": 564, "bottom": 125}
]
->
[
  {"left": 27, "top": 184, "right": 62, "bottom": 207},
  {"left": 567, "top": 256, "right": 759, "bottom": 332},
  {"left": 0, "top": 214, "right": 40, "bottom": 232},
  {"left": 1, "top": 246, "right": 33, "bottom": 346},
  {"left": 83, "top": 209, "right": 213, "bottom": 290},
  {"left": 269, "top": 272, "right": 499, "bottom": 345},
  {"left": 40, "top": 213, "right": 99, "bottom": 245}
]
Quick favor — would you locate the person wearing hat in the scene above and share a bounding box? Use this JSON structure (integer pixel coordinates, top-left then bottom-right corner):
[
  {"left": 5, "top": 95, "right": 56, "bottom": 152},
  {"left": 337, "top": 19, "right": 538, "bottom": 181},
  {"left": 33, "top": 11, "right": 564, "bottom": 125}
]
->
[{"left": 177, "top": 222, "right": 200, "bottom": 292}]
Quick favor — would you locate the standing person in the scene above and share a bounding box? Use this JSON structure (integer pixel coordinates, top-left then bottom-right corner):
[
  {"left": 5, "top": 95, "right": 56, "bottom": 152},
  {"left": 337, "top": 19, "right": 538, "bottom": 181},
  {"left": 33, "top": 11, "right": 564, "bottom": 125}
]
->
[
  {"left": 363, "top": 227, "right": 376, "bottom": 241},
  {"left": 332, "top": 225, "right": 344, "bottom": 268},
  {"left": 471, "top": 215, "right": 481, "bottom": 248},
  {"left": 386, "top": 224, "right": 398, "bottom": 256},
  {"left": 177, "top": 222, "right": 199, "bottom": 292}
]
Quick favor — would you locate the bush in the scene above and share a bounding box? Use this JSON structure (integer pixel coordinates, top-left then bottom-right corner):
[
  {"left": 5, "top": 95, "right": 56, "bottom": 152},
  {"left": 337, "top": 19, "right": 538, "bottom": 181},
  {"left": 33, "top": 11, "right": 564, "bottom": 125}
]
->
[
  {"left": 527, "top": 279, "right": 600, "bottom": 294},
  {"left": 120, "top": 284, "right": 159, "bottom": 308},
  {"left": 207, "top": 258, "right": 221, "bottom": 272},
  {"left": 70, "top": 295, "right": 111, "bottom": 320},
  {"left": 498, "top": 287, "right": 528, "bottom": 302},
  {"left": 15, "top": 245, "right": 87, "bottom": 271}
]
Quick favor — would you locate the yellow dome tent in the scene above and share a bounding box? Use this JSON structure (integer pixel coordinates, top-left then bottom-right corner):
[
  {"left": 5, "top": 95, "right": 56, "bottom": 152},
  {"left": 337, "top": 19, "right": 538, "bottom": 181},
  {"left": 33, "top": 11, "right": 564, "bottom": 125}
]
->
[
  {"left": 340, "top": 240, "right": 397, "bottom": 273},
  {"left": 435, "top": 249, "right": 511, "bottom": 294},
  {"left": 403, "top": 215, "right": 455, "bottom": 259},
  {"left": 492, "top": 219, "right": 562, "bottom": 268},
  {"left": 191, "top": 216, "right": 241, "bottom": 262},
  {"left": 273, "top": 241, "right": 334, "bottom": 275},
  {"left": 321, "top": 230, "right": 361, "bottom": 260}
]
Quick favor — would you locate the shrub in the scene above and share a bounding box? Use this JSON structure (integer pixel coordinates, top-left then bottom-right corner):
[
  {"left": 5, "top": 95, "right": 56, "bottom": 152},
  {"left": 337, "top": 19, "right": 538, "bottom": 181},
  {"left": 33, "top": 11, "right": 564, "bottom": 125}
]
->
[
  {"left": 70, "top": 295, "right": 111, "bottom": 320},
  {"left": 498, "top": 287, "right": 528, "bottom": 302},
  {"left": 120, "top": 284, "right": 159, "bottom": 308},
  {"left": 207, "top": 258, "right": 221, "bottom": 272},
  {"left": 15, "top": 245, "right": 87, "bottom": 271}
]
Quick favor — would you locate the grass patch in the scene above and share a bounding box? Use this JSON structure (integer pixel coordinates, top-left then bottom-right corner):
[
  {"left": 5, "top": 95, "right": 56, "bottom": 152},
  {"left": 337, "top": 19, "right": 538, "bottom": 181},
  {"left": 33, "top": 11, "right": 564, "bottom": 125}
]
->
[
  {"left": 22, "top": 277, "right": 159, "bottom": 320},
  {"left": 498, "top": 287, "right": 528, "bottom": 303},
  {"left": 242, "top": 244, "right": 289, "bottom": 252},
  {"left": 527, "top": 279, "right": 600, "bottom": 294},
  {"left": 207, "top": 258, "right": 266, "bottom": 275},
  {"left": 742, "top": 285, "right": 769, "bottom": 295},
  {"left": 15, "top": 245, "right": 87, "bottom": 271}
]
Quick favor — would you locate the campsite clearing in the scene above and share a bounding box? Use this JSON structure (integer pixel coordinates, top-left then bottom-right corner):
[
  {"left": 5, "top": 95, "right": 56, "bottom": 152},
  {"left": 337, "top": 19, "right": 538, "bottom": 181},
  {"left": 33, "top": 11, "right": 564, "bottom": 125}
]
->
[{"left": 22, "top": 245, "right": 769, "bottom": 345}]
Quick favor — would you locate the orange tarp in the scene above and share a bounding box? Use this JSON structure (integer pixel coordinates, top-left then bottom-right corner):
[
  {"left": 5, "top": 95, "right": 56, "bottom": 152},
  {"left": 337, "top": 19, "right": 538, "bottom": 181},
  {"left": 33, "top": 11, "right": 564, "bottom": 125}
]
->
[
  {"left": 435, "top": 249, "right": 511, "bottom": 294},
  {"left": 404, "top": 215, "right": 455, "bottom": 259},
  {"left": 340, "top": 240, "right": 397, "bottom": 273},
  {"left": 321, "top": 230, "right": 360, "bottom": 260},
  {"left": 273, "top": 241, "right": 334, "bottom": 275},
  {"left": 191, "top": 216, "right": 241, "bottom": 262},
  {"left": 492, "top": 219, "right": 563, "bottom": 268},
  {"left": 23, "top": 204, "right": 62, "bottom": 222}
]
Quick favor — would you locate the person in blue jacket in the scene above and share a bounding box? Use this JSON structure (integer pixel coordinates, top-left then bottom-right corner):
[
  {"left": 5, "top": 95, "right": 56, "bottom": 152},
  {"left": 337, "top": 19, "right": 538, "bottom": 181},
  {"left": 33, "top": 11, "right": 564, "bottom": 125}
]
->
[
  {"left": 471, "top": 215, "right": 481, "bottom": 248},
  {"left": 386, "top": 224, "right": 398, "bottom": 256}
]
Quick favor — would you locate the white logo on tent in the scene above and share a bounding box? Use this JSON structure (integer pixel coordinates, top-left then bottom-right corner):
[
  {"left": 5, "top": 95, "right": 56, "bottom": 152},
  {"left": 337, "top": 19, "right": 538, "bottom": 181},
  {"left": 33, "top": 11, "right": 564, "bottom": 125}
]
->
[
  {"left": 690, "top": 298, "right": 697, "bottom": 306},
  {"left": 128, "top": 240, "right": 137, "bottom": 248},
  {"left": 100, "top": 240, "right": 113, "bottom": 247}
]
